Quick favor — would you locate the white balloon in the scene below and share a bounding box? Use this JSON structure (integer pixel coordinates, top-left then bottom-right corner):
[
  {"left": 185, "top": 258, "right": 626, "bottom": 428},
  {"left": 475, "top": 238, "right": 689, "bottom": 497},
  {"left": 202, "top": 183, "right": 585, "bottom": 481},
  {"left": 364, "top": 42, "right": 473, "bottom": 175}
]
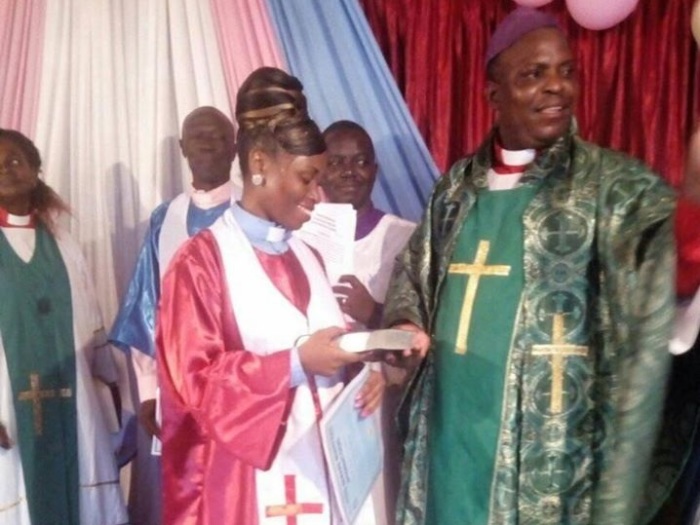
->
[{"left": 565, "top": 0, "right": 639, "bottom": 30}]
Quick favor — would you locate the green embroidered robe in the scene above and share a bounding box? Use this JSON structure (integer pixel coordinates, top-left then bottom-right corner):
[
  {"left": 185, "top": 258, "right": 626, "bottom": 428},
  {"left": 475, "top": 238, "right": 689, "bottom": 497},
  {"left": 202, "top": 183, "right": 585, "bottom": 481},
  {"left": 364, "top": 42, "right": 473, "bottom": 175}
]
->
[
  {"left": 384, "top": 128, "right": 677, "bottom": 525},
  {"left": 0, "top": 226, "right": 79, "bottom": 524}
]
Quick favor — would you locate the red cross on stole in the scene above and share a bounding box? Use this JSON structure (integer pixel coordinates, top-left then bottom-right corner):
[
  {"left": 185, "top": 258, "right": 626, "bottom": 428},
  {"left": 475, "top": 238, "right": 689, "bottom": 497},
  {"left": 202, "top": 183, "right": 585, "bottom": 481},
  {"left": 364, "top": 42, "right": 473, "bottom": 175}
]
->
[{"left": 265, "top": 474, "right": 324, "bottom": 524}]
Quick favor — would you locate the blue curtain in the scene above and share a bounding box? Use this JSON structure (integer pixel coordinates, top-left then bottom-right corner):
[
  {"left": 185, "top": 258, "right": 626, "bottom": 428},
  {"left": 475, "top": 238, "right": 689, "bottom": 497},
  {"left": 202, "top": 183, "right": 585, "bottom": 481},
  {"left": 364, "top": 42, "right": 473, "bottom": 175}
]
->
[{"left": 265, "top": 0, "right": 438, "bottom": 222}]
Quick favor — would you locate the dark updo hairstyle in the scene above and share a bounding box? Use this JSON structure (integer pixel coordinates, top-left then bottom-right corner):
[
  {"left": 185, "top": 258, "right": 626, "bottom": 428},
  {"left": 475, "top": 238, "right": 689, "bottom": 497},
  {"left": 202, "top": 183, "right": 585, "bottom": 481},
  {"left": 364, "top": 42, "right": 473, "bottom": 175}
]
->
[
  {"left": 0, "top": 129, "right": 69, "bottom": 230},
  {"left": 235, "top": 67, "right": 324, "bottom": 175}
]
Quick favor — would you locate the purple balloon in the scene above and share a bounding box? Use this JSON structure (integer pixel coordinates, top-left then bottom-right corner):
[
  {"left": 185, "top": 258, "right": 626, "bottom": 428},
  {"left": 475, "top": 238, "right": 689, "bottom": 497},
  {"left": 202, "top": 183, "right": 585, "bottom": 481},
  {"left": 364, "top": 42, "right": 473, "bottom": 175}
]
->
[
  {"left": 513, "top": 0, "right": 554, "bottom": 6},
  {"left": 566, "top": 0, "right": 639, "bottom": 30}
]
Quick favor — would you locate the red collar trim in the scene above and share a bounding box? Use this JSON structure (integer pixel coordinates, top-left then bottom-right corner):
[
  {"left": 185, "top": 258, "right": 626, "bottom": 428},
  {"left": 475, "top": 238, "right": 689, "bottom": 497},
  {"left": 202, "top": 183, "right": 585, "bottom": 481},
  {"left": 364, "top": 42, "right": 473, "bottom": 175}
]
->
[
  {"left": 492, "top": 142, "right": 533, "bottom": 175},
  {"left": 0, "top": 207, "right": 36, "bottom": 229}
]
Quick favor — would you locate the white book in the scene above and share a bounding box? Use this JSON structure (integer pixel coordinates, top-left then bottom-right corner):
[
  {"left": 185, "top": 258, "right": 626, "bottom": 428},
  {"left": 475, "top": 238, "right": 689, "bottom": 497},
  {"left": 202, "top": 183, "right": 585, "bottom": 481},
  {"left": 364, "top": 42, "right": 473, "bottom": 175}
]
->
[
  {"left": 295, "top": 329, "right": 414, "bottom": 354},
  {"left": 335, "top": 329, "right": 415, "bottom": 353}
]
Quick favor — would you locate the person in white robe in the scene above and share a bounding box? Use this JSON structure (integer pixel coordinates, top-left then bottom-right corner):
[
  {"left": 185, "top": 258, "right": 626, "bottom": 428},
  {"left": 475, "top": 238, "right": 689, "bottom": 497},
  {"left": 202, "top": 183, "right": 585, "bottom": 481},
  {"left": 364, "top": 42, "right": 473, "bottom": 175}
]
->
[
  {"left": 319, "top": 120, "right": 416, "bottom": 524},
  {"left": 109, "top": 106, "right": 237, "bottom": 525},
  {"left": 0, "top": 128, "right": 127, "bottom": 525}
]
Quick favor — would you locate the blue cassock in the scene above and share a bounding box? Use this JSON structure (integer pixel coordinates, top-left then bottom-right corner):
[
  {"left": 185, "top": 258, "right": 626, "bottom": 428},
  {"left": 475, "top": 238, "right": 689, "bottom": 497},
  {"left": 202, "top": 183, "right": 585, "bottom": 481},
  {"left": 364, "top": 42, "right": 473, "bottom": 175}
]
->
[{"left": 109, "top": 198, "right": 230, "bottom": 356}]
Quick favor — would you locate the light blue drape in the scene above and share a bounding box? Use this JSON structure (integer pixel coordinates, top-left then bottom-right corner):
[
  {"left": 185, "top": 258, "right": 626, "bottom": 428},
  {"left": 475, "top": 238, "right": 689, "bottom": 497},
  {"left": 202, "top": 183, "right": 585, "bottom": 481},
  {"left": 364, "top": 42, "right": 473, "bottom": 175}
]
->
[{"left": 265, "top": 0, "right": 438, "bottom": 221}]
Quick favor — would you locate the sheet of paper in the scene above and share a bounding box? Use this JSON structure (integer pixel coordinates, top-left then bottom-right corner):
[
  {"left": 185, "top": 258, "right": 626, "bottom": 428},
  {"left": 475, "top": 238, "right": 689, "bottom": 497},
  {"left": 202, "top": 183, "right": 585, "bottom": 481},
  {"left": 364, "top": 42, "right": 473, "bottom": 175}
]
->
[
  {"left": 294, "top": 202, "right": 356, "bottom": 284},
  {"left": 320, "top": 365, "right": 382, "bottom": 525}
]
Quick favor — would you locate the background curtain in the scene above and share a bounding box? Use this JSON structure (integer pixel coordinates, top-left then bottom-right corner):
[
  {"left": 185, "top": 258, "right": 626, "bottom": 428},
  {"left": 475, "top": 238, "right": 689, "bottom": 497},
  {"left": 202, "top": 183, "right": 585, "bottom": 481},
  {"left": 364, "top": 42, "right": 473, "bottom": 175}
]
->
[
  {"left": 209, "top": 0, "right": 286, "bottom": 115},
  {"left": 0, "top": 0, "right": 436, "bottom": 325},
  {"left": 33, "top": 0, "right": 231, "bottom": 323},
  {"left": 1, "top": 0, "right": 697, "bottom": 320},
  {"left": 0, "top": 0, "right": 45, "bottom": 135},
  {"left": 266, "top": 0, "right": 438, "bottom": 222},
  {"left": 360, "top": 0, "right": 700, "bottom": 186}
]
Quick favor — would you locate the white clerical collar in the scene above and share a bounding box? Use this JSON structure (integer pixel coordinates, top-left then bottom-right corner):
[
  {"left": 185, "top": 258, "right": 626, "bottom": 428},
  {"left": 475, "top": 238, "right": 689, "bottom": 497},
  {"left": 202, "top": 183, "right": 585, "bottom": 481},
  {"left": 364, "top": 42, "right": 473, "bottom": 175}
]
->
[
  {"left": 499, "top": 147, "right": 536, "bottom": 167},
  {"left": 190, "top": 180, "right": 233, "bottom": 210},
  {"left": 488, "top": 145, "right": 537, "bottom": 191},
  {"left": 231, "top": 202, "right": 290, "bottom": 253},
  {"left": 6, "top": 213, "right": 33, "bottom": 227},
  {"left": 0, "top": 207, "right": 35, "bottom": 228}
]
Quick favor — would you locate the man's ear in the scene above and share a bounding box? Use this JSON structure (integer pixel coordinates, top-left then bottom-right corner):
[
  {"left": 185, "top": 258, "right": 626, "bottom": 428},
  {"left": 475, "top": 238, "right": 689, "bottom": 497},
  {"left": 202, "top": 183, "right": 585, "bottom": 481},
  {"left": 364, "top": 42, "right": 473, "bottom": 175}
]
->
[{"left": 486, "top": 80, "right": 501, "bottom": 111}]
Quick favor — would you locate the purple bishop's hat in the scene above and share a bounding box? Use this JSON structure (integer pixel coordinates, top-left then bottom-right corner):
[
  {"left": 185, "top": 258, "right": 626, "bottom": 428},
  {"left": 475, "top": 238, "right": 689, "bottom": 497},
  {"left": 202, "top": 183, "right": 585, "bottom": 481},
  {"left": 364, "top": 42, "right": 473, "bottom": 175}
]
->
[{"left": 485, "top": 7, "right": 560, "bottom": 68}]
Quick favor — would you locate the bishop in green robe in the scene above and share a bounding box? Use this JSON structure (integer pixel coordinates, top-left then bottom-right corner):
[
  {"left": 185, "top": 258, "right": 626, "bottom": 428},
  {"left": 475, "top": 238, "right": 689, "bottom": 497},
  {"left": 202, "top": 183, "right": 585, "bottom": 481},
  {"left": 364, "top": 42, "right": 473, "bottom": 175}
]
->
[{"left": 383, "top": 8, "right": 679, "bottom": 525}]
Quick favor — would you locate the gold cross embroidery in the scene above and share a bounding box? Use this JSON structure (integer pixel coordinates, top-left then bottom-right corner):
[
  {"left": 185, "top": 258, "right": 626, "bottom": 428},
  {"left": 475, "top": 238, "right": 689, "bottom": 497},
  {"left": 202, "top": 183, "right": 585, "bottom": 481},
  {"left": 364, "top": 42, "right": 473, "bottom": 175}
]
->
[
  {"left": 532, "top": 314, "right": 588, "bottom": 414},
  {"left": 448, "top": 240, "right": 511, "bottom": 354},
  {"left": 18, "top": 373, "right": 72, "bottom": 436}
]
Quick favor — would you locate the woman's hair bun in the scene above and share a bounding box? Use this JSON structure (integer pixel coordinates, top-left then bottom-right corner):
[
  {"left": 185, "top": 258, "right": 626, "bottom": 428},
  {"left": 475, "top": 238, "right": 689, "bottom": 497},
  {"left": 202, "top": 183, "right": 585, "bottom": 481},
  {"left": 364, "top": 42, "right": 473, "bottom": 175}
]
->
[
  {"left": 235, "top": 67, "right": 308, "bottom": 131},
  {"left": 235, "top": 68, "right": 325, "bottom": 174}
]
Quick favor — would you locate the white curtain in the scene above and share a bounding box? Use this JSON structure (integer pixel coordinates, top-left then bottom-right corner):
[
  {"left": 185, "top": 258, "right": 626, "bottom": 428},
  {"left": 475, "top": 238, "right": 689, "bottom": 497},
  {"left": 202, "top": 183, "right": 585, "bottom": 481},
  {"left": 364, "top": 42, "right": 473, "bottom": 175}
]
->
[{"left": 34, "top": 0, "right": 231, "bottom": 323}]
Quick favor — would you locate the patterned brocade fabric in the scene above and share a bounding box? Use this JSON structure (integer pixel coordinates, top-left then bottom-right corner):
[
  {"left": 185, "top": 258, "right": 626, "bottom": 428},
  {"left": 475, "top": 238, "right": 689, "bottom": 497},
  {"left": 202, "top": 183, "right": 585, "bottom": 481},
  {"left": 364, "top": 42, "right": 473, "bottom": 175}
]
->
[{"left": 386, "top": 127, "right": 680, "bottom": 525}]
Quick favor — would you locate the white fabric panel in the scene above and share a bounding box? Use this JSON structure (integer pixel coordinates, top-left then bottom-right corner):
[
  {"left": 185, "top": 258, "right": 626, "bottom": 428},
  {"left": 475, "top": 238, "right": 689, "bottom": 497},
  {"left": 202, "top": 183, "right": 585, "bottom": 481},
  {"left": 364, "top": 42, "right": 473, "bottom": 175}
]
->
[{"left": 33, "top": 0, "right": 231, "bottom": 324}]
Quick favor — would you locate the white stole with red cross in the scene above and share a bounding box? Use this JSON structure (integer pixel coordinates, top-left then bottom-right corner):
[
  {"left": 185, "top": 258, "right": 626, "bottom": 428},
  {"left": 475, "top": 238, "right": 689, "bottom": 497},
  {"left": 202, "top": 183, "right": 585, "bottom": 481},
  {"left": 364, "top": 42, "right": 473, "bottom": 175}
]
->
[{"left": 212, "top": 209, "right": 356, "bottom": 524}]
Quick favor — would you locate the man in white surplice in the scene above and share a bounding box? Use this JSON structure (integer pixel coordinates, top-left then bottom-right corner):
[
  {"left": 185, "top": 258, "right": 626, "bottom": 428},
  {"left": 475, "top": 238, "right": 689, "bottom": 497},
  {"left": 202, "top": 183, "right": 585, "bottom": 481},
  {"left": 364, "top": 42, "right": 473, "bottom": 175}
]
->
[
  {"left": 109, "top": 106, "right": 237, "bottom": 524},
  {"left": 319, "top": 120, "right": 416, "bottom": 524}
]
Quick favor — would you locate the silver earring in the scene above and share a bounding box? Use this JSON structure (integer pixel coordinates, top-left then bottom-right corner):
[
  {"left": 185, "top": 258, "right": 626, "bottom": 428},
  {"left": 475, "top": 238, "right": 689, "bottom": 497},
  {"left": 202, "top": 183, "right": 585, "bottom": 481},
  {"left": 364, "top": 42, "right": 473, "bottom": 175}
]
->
[{"left": 251, "top": 173, "right": 265, "bottom": 187}]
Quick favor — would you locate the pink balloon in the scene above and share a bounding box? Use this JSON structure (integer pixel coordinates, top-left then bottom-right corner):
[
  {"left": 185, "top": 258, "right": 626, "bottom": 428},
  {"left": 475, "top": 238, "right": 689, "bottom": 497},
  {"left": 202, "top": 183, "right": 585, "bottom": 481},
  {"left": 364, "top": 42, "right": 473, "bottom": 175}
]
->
[
  {"left": 513, "top": 0, "right": 554, "bottom": 6},
  {"left": 565, "top": 0, "right": 639, "bottom": 30},
  {"left": 692, "top": 0, "right": 700, "bottom": 46}
]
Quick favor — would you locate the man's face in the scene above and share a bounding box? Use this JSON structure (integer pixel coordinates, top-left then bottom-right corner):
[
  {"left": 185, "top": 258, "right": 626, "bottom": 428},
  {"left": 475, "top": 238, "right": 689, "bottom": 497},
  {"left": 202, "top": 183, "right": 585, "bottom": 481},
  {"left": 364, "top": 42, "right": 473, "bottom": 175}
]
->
[
  {"left": 320, "top": 129, "right": 377, "bottom": 213},
  {"left": 487, "top": 28, "right": 579, "bottom": 150},
  {"left": 180, "top": 111, "right": 236, "bottom": 191}
]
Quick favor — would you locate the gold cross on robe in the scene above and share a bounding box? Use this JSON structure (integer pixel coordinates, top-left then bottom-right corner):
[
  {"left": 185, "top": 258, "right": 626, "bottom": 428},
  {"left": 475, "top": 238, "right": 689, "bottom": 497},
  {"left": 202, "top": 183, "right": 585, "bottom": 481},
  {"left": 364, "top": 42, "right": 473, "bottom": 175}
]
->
[
  {"left": 532, "top": 314, "right": 588, "bottom": 414},
  {"left": 17, "top": 373, "right": 73, "bottom": 436},
  {"left": 448, "top": 240, "right": 511, "bottom": 354}
]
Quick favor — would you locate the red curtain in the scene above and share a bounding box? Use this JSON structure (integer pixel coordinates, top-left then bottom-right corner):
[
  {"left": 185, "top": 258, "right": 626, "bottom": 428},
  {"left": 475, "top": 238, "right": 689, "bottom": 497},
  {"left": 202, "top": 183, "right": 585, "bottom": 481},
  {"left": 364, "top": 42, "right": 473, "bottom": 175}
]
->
[{"left": 360, "top": 0, "right": 700, "bottom": 186}]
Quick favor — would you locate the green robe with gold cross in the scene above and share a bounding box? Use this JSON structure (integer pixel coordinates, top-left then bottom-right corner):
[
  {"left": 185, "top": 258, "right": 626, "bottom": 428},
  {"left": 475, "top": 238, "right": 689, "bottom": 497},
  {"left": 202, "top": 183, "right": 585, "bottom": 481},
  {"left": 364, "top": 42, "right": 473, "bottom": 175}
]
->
[
  {"left": 0, "top": 226, "right": 80, "bottom": 524},
  {"left": 384, "top": 127, "right": 682, "bottom": 525},
  {"left": 0, "top": 223, "right": 127, "bottom": 525}
]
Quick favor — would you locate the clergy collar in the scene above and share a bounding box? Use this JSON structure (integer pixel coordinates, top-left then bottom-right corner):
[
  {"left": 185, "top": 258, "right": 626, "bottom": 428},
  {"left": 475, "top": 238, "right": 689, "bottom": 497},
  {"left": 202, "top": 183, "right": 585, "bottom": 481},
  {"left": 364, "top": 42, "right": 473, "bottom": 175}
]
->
[
  {"left": 355, "top": 203, "right": 385, "bottom": 240},
  {"left": 0, "top": 207, "right": 36, "bottom": 228},
  {"left": 492, "top": 142, "right": 536, "bottom": 174},
  {"left": 231, "top": 202, "right": 291, "bottom": 253},
  {"left": 190, "top": 180, "right": 233, "bottom": 210}
]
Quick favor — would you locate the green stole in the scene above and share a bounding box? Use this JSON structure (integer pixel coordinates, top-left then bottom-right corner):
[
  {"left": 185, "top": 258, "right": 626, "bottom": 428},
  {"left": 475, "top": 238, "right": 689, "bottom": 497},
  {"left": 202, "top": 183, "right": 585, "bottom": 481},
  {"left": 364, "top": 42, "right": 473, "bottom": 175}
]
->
[
  {"left": 0, "top": 226, "right": 79, "bottom": 524},
  {"left": 427, "top": 185, "right": 537, "bottom": 525}
]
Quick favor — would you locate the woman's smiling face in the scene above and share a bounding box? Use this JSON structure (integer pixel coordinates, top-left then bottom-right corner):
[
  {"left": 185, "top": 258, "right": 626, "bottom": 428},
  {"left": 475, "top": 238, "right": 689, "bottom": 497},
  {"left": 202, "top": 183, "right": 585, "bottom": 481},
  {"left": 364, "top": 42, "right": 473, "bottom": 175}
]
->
[{"left": 250, "top": 150, "right": 326, "bottom": 231}]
